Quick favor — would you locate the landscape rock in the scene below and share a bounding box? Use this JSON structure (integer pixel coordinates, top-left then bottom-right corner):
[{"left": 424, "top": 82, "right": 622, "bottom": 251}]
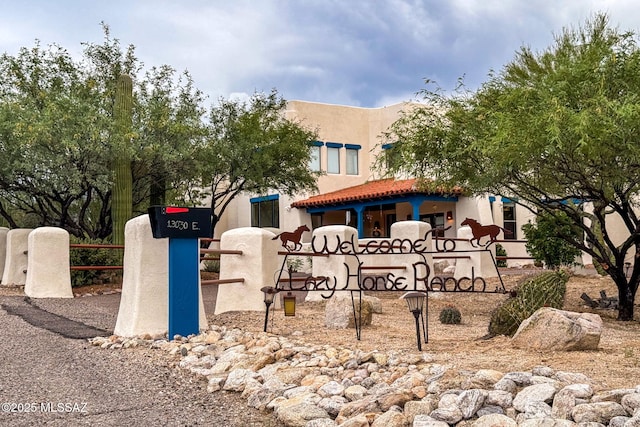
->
[{"left": 511, "top": 308, "right": 603, "bottom": 351}]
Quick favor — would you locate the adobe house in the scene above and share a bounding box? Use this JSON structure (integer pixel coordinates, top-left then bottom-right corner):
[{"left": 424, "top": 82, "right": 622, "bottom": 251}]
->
[{"left": 215, "top": 100, "right": 535, "bottom": 265}]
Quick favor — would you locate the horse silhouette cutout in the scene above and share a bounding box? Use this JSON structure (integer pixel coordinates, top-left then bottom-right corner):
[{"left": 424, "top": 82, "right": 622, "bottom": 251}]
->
[
  {"left": 272, "top": 225, "right": 310, "bottom": 251},
  {"left": 460, "top": 217, "right": 510, "bottom": 247}
]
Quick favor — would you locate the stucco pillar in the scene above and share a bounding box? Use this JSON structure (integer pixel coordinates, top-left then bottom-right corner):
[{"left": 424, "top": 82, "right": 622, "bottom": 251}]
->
[
  {"left": 454, "top": 225, "right": 498, "bottom": 280},
  {"left": 390, "top": 220, "right": 433, "bottom": 291},
  {"left": 1, "top": 228, "right": 32, "bottom": 286},
  {"left": 24, "top": 227, "right": 73, "bottom": 298},
  {"left": 310, "top": 225, "right": 360, "bottom": 301},
  {"left": 0, "top": 227, "right": 8, "bottom": 281},
  {"left": 214, "top": 227, "right": 280, "bottom": 314},
  {"left": 114, "top": 214, "right": 207, "bottom": 337}
]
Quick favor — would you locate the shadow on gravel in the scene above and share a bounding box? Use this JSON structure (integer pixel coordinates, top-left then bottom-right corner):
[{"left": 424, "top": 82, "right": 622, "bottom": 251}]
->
[{"left": 1, "top": 297, "right": 109, "bottom": 339}]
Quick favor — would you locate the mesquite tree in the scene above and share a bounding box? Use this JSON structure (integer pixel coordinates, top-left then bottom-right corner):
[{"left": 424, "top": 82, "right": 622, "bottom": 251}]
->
[{"left": 379, "top": 14, "right": 640, "bottom": 320}]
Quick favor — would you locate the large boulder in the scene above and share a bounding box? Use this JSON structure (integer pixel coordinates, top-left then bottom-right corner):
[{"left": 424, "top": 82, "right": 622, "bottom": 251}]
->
[
  {"left": 325, "top": 296, "right": 373, "bottom": 329},
  {"left": 511, "top": 307, "right": 602, "bottom": 351}
]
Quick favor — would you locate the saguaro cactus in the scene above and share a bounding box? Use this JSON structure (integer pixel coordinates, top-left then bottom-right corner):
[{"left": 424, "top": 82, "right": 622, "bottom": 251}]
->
[{"left": 112, "top": 74, "right": 133, "bottom": 246}]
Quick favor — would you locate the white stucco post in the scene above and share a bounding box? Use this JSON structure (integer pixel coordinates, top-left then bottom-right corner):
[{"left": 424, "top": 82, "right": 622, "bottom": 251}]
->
[
  {"left": 1, "top": 228, "right": 32, "bottom": 286},
  {"left": 454, "top": 225, "right": 498, "bottom": 280},
  {"left": 214, "top": 227, "right": 280, "bottom": 314},
  {"left": 390, "top": 221, "right": 433, "bottom": 291},
  {"left": 114, "top": 214, "right": 207, "bottom": 337},
  {"left": 24, "top": 227, "right": 73, "bottom": 298},
  {"left": 310, "top": 225, "right": 360, "bottom": 301},
  {"left": 0, "top": 227, "right": 8, "bottom": 281}
]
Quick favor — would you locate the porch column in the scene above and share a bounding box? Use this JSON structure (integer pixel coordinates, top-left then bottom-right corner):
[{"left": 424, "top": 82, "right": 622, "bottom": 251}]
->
[
  {"left": 409, "top": 197, "right": 422, "bottom": 221},
  {"left": 354, "top": 206, "right": 364, "bottom": 238}
]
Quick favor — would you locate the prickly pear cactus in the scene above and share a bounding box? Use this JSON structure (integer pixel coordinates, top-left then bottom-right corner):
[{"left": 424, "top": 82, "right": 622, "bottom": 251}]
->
[
  {"left": 439, "top": 305, "right": 462, "bottom": 324},
  {"left": 488, "top": 270, "right": 568, "bottom": 337}
]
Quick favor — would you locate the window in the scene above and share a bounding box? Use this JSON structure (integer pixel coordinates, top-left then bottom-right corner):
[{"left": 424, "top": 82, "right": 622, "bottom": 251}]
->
[
  {"left": 250, "top": 195, "right": 279, "bottom": 228},
  {"left": 503, "top": 202, "right": 516, "bottom": 239},
  {"left": 326, "top": 142, "right": 342, "bottom": 174},
  {"left": 345, "top": 144, "right": 360, "bottom": 175},
  {"left": 309, "top": 141, "right": 323, "bottom": 171},
  {"left": 421, "top": 213, "right": 445, "bottom": 237}
]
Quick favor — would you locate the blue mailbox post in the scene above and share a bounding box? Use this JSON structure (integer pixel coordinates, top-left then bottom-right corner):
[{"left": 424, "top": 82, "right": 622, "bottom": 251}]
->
[{"left": 148, "top": 206, "right": 212, "bottom": 338}]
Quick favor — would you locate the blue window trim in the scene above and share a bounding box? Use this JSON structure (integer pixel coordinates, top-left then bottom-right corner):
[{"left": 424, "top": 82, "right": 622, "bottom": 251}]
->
[
  {"left": 345, "top": 144, "right": 361, "bottom": 150},
  {"left": 381, "top": 143, "right": 394, "bottom": 150},
  {"left": 489, "top": 196, "right": 513, "bottom": 204},
  {"left": 326, "top": 142, "right": 343, "bottom": 149},
  {"left": 310, "top": 140, "right": 324, "bottom": 147},
  {"left": 250, "top": 194, "right": 279, "bottom": 203}
]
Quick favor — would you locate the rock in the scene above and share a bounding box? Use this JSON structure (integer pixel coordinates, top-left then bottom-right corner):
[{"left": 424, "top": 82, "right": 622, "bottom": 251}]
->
[
  {"left": 457, "top": 389, "right": 487, "bottom": 419},
  {"left": 513, "top": 383, "right": 558, "bottom": 412},
  {"left": 377, "top": 390, "right": 413, "bottom": 411},
  {"left": 344, "top": 385, "right": 368, "bottom": 401},
  {"left": 592, "top": 389, "right": 637, "bottom": 404},
  {"left": 275, "top": 402, "right": 330, "bottom": 427},
  {"left": 335, "top": 395, "right": 381, "bottom": 425},
  {"left": 324, "top": 297, "right": 373, "bottom": 329},
  {"left": 463, "top": 369, "right": 504, "bottom": 389},
  {"left": 472, "top": 413, "right": 517, "bottom": 426},
  {"left": 338, "top": 413, "right": 370, "bottom": 427},
  {"left": 551, "top": 383, "right": 593, "bottom": 419},
  {"left": 404, "top": 400, "right": 437, "bottom": 423},
  {"left": 370, "top": 407, "right": 408, "bottom": 427},
  {"left": 222, "top": 368, "right": 257, "bottom": 392},
  {"left": 622, "top": 393, "right": 640, "bottom": 415},
  {"left": 571, "top": 401, "right": 628, "bottom": 424},
  {"left": 317, "top": 380, "right": 345, "bottom": 398},
  {"left": 486, "top": 390, "right": 513, "bottom": 409},
  {"left": 305, "top": 418, "right": 338, "bottom": 427},
  {"left": 317, "top": 396, "right": 347, "bottom": 418},
  {"left": 413, "top": 414, "right": 450, "bottom": 426},
  {"left": 511, "top": 308, "right": 603, "bottom": 351}
]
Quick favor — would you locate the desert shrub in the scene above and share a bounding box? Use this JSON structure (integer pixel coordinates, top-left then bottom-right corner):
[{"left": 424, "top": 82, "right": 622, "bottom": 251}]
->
[
  {"left": 495, "top": 243, "right": 507, "bottom": 267},
  {"left": 522, "top": 211, "right": 582, "bottom": 269},
  {"left": 202, "top": 259, "right": 220, "bottom": 273},
  {"left": 488, "top": 270, "right": 568, "bottom": 336},
  {"left": 69, "top": 237, "right": 122, "bottom": 287},
  {"left": 439, "top": 305, "right": 462, "bottom": 324}
]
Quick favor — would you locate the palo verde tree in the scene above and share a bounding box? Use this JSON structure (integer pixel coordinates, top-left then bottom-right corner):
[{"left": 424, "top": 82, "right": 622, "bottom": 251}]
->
[
  {"left": 379, "top": 14, "right": 640, "bottom": 320},
  {"left": 189, "top": 90, "right": 320, "bottom": 235}
]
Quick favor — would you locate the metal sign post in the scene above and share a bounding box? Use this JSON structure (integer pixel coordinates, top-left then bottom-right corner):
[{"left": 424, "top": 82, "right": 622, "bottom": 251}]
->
[{"left": 148, "top": 206, "right": 211, "bottom": 339}]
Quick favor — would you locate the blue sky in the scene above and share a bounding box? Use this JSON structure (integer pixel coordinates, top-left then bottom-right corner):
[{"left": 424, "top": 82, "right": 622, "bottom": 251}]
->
[{"left": 1, "top": 1, "right": 639, "bottom": 108}]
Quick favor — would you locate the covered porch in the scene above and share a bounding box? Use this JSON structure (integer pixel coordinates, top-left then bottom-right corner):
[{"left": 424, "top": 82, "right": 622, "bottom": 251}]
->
[{"left": 291, "top": 179, "right": 461, "bottom": 238}]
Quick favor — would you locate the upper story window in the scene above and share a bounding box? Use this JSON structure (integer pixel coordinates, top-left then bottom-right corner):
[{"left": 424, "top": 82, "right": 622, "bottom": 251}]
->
[
  {"left": 309, "top": 141, "right": 323, "bottom": 172},
  {"left": 345, "top": 144, "right": 361, "bottom": 175},
  {"left": 326, "top": 142, "right": 343, "bottom": 174},
  {"left": 250, "top": 194, "right": 279, "bottom": 228},
  {"left": 502, "top": 201, "right": 516, "bottom": 240}
]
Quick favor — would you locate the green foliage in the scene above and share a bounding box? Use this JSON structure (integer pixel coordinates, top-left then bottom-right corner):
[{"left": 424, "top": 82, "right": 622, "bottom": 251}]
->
[
  {"left": 202, "top": 259, "right": 220, "bottom": 273},
  {"left": 191, "top": 90, "right": 320, "bottom": 234},
  {"left": 286, "top": 257, "right": 305, "bottom": 273},
  {"left": 522, "top": 211, "right": 583, "bottom": 269},
  {"left": 0, "top": 25, "right": 206, "bottom": 239},
  {"left": 439, "top": 305, "right": 462, "bottom": 324},
  {"left": 488, "top": 271, "right": 568, "bottom": 336},
  {"left": 69, "top": 238, "right": 122, "bottom": 287},
  {"left": 112, "top": 74, "right": 133, "bottom": 245},
  {"left": 378, "top": 14, "right": 640, "bottom": 320},
  {"left": 495, "top": 243, "right": 507, "bottom": 267}
]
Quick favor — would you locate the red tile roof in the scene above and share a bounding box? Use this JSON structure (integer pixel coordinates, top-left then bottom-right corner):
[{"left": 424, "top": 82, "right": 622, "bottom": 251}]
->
[{"left": 291, "top": 178, "right": 460, "bottom": 208}]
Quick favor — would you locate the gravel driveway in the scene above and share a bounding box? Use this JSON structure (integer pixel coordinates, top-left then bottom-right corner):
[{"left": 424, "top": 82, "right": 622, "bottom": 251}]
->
[{"left": 0, "top": 287, "right": 281, "bottom": 426}]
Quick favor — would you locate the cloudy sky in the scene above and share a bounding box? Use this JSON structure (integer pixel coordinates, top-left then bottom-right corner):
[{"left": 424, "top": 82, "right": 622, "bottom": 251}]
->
[{"left": 1, "top": 1, "right": 638, "bottom": 108}]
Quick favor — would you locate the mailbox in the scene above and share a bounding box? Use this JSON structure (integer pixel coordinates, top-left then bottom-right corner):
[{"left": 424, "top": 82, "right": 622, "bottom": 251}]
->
[{"left": 148, "top": 206, "right": 212, "bottom": 239}]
